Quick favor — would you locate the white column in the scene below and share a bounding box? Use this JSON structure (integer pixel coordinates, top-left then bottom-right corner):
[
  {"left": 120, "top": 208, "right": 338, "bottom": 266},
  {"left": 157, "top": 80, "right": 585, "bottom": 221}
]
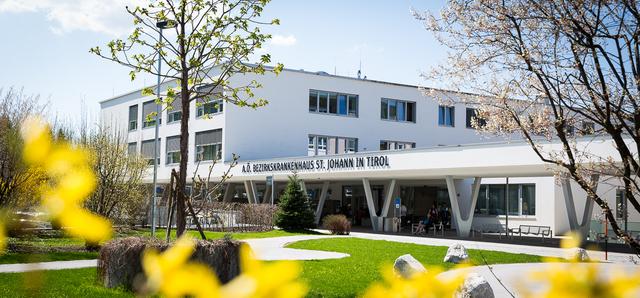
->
[
  {"left": 263, "top": 183, "right": 272, "bottom": 204},
  {"left": 315, "top": 181, "right": 330, "bottom": 224},
  {"left": 362, "top": 178, "right": 379, "bottom": 231},
  {"left": 243, "top": 180, "right": 257, "bottom": 204},
  {"left": 445, "top": 176, "right": 482, "bottom": 237},
  {"left": 561, "top": 175, "right": 598, "bottom": 239},
  {"left": 381, "top": 179, "right": 397, "bottom": 218},
  {"left": 223, "top": 183, "right": 234, "bottom": 202}
]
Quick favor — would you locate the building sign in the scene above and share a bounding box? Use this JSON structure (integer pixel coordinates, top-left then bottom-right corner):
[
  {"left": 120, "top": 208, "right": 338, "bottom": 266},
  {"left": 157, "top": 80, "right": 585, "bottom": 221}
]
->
[{"left": 241, "top": 155, "right": 390, "bottom": 174}]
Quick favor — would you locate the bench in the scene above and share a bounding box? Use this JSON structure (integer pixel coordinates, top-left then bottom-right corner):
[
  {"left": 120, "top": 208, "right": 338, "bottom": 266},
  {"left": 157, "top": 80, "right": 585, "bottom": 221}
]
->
[
  {"left": 511, "top": 225, "right": 552, "bottom": 241},
  {"left": 474, "top": 223, "right": 507, "bottom": 238},
  {"left": 411, "top": 222, "right": 445, "bottom": 236}
]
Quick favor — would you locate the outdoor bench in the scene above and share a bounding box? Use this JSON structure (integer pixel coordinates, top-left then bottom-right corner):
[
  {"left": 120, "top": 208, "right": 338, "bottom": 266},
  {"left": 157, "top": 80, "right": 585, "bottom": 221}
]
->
[{"left": 511, "top": 224, "right": 552, "bottom": 241}]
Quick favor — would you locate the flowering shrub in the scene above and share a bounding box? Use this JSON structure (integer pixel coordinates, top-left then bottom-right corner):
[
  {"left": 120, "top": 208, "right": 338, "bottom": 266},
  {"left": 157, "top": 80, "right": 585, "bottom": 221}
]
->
[
  {"left": 20, "top": 117, "right": 111, "bottom": 243},
  {"left": 322, "top": 214, "right": 351, "bottom": 235}
]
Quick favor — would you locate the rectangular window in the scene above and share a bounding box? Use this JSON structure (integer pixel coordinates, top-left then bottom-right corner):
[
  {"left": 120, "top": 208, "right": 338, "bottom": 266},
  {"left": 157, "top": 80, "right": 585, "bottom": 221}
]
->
[
  {"left": 381, "top": 98, "right": 415, "bottom": 123},
  {"left": 616, "top": 188, "right": 625, "bottom": 219},
  {"left": 127, "top": 142, "right": 137, "bottom": 155},
  {"left": 142, "top": 100, "right": 161, "bottom": 128},
  {"left": 309, "top": 90, "right": 358, "bottom": 117},
  {"left": 466, "top": 108, "right": 486, "bottom": 129},
  {"left": 438, "top": 105, "right": 455, "bottom": 127},
  {"left": 380, "top": 140, "right": 415, "bottom": 151},
  {"left": 475, "top": 184, "right": 535, "bottom": 216},
  {"left": 128, "top": 105, "right": 138, "bottom": 131},
  {"left": 167, "top": 99, "right": 182, "bottom": 123},
  {"left": 308, "top": 135, "right": 357, "bottom": 156},
  {"left": 309, "top": 91, "right": 318, "bottom": 112},
  {"left": 141, "top": 139, "right": 160, "bottom": 165},
  {"left": 166, "top": 135, "right": 181, "bottom": 164},
  {"left": 195, "top": 129, "right": 222, "bottom": 162},
  {"left": 196, "top": 98, "right": 223, "bottom": 118}
]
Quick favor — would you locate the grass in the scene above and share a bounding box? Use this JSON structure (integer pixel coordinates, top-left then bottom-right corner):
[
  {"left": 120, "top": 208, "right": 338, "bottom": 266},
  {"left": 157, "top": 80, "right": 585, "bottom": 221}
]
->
[
  {"left": 0, "top": 236, "right": 544, "bottom": 297},
  {"left": 0, "top": 251, "right": 98, "bottom": 265},
  {"left": 287, "top": 237, "right": 544, "bottom": 297}
]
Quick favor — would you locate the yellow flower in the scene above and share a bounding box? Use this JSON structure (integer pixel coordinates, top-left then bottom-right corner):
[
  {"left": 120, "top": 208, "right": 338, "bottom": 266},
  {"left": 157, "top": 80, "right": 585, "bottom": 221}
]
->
[
  {"left": 20, "top": 116, "right": 111, "bottom": 243},
  {"left": 521, "top": 262, "right": 640, "bottom": 298},
  {"left": 143, "top": 236, "right": 220, "bottom": 298},
  {"left": 361, "top": 265, "right": 467, "bottom": 298},
  {"left": 561, "top": 231, "right": 582, "bottom": 249},
  {"left": 142, "top": 236, "right": 308, "bottom": 298},
  {"left": 221, "top": 245, "right": 307, "bottom": 298},
  {"left": 0, "top": 222, "right": 5, "bottom": 254}
]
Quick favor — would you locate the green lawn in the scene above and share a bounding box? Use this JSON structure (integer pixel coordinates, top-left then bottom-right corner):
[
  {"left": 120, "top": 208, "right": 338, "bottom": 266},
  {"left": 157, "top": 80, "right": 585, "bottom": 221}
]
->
[
  {"left": 0, "top": 252, "right": 98, "bottom": 265},
  {"left": 287, "top": 237, "right": 543, "bottom": 297},
  {"left": 0, "top": 236, "right": 543, "bottom": 297}
]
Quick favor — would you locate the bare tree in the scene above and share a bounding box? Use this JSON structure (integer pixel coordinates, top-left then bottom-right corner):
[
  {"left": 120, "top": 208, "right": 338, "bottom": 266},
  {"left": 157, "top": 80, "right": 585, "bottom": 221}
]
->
[
  {"left": 82, "top": 126, "right": 148, "bottom": 224},
  {"left": 91, "top": 0, "right": 282, "bottom": 236},
  {"left": 415, "top": 0, "right": 640, "bottom": 253},
  {"left": 0, "top": 88, "right": 46, "bottom": 208}
]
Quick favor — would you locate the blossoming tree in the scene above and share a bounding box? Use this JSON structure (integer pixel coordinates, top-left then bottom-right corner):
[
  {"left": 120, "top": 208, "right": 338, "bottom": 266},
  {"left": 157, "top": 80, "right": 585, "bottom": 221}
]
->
[{"left": 415, "top": 0, "right": 640, "bottom": 253}]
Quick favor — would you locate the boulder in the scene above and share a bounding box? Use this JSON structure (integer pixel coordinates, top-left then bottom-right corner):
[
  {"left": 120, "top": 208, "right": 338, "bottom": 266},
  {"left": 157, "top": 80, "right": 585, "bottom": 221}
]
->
[
  {"left": 456, "top": 272, "right": 495, "bottom": 298},
  {"left": 98, "top": 236, "right": 241, "bottom": 290},
  {"left": 444, "top": 243, "right": 469, "bottom": 263},
  {"left": 566, "top": 247, "right": 590, "bottom": 262},
  {"left": 393, "top": 254, "right": 427, "bottom": 278}
]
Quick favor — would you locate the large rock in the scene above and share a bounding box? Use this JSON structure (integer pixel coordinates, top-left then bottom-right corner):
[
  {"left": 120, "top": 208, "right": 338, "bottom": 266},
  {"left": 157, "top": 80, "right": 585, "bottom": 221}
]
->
[
  {"left": 98, "top": 236, "right": 241, "bottom": 290},
  {"left": 566, "top": 247, "right": 590, "bottom": 262},
  {"left": 456, "top": 272, "right": 495, "bottom": 298},
  {"left": 444, "top": 243, "right": 469, "bottom": 264},
  {"left": 393, "top": 254, "right": 426, "bottom": 278}
]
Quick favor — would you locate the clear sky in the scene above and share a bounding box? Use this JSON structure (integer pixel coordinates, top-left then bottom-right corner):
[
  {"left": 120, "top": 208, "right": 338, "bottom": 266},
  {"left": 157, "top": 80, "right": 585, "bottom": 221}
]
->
[{"left": 0, "top": 0, "right": 447, "bottom": 123}]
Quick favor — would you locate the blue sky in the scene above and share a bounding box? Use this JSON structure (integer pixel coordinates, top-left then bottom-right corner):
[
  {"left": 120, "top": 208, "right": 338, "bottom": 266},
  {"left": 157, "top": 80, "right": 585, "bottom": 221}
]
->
[{"left": 0, "top": 0, "right": 446, "bottom": 122}]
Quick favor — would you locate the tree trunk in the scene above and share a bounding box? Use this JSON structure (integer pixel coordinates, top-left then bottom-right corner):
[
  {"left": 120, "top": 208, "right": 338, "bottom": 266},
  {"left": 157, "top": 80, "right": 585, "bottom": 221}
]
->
[{"left": 176, "top": 85, "right": 189, "bottom": 237}]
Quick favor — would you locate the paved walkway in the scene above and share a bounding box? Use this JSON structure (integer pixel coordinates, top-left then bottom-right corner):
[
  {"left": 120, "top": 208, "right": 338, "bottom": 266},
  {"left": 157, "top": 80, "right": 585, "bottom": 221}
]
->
[
  {"left": 0, "top": 259, "right": 97, "bottom": 273},
  {"left": 439, "top": 262, "right": 640, "bottom": 298},
  {"left": 243, "top": 235, "right": 349, "bottom": 260}
]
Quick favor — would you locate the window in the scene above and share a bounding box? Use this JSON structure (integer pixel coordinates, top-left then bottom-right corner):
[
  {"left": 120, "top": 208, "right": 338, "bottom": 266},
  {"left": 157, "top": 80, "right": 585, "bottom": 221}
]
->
[
  {"left": 128, "top": 105, "right": 138, "bottom": 131},
  {"left": 196, "top": 98, "right": 224, "bottom": 118},
  {"left": 142, "top": 100, "right": 161, "bottom": 128},
  {"left": 474, "top": 184, "right": 536, "bottom": 216},
  {"left": 167, "top": 99, "right": 182, "bottom": 123},
  {"left": 381, "top": 98, "right": 415, "bottom": 123},
  {"left": 127, "top": 142, "right": 137, "bottom": 155},
  {"left": 166, "top": 136, "right": 180, "bottom": 164},
  {"left": 309, "top": 90, "right": 358, "bottom": 117},
  {"left": 141, "top": 139, "right": 161, "bottom": 165},
  {"left": 438, "top": 105, "right": 455, "bottom": 127},
  {"left": 195, "top": 129, "right": 222, "bottom": 162},
  {"left": 465, "top": 108, "right": 486, "bottom": 129},
  {"left": 616, "top": 188, "right": 626, "bottom": 219},
  {"left": 380, "top": 140, "right": 416, "bottom": 151},
  {"left": 308, "top": 135, "right": 358, "bottom": 156},
  {"left": 580, "top": 121, "right": 595, "bottom": 135}
]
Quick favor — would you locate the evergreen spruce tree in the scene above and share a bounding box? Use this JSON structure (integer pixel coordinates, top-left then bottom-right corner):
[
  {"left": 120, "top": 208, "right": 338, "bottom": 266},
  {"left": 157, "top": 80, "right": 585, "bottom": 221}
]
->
[{"left": 274, "top": 174, "right": 316, "bottom": 230}]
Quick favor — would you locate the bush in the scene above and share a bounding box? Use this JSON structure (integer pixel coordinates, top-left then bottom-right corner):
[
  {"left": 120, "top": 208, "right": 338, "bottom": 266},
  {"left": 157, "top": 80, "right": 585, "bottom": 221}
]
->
[
  {"left": 98, "top": 237, "right": 241, "bottom": 290},
  {"left": 274, "top": 174, "right": 316, "bottom": 230},
  {"left": 322, "top": 214, "right": 351, "bottom": 235}
]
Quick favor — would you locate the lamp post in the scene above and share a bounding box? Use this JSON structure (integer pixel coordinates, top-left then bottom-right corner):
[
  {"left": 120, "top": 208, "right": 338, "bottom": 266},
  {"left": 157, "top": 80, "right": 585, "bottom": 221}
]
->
[{"left": 151, "top": 20, "right": 177, "bottom": 237}]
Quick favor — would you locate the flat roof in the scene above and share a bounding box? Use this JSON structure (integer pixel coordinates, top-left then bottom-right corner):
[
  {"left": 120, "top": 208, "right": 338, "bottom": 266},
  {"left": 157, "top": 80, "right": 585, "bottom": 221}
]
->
[{"left": 99, "top": 65, "right": 482, "bottom": 105}]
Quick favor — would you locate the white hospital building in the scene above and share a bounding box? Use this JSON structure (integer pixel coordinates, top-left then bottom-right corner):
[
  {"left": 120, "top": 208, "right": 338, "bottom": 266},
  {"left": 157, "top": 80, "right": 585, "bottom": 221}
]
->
[{"left": 100, "top": 67, "right": 639, "bottom": 240}]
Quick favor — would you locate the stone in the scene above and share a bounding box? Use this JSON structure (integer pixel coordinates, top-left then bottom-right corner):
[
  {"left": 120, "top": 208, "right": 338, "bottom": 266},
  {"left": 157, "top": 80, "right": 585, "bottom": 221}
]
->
[
  {"left": 566, "top": 247, "right": 590, "bottom": 262},
  {"left": 98, "top": 237, "right": 241, "bottom": 290},
  {"left": 393, "top": 254, "right": 427, "bottom": 278},
  {"left": 444, "top": 243, "right": 469, "bottom": 263},
  {"left": 456, "top": 272, "right": 495, "bottom": 298}
]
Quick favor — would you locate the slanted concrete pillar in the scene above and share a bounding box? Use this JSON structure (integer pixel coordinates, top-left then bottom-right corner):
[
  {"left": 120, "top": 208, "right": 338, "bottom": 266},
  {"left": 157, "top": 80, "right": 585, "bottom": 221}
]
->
[
  {"left": 223, "top": 183, "right": 235, "bottom": 202},
  {"left": 445, "top": 176, "right": 482, "bottom": 237},
  {"left": 362, "top": 178, "right": 379, "bottom": 231},
  {"left": 263, "top": 183, "right": 272, "bottom": 204},
  {"left": 315, "top": 181, "right": 330, "bottom": 224},
  {"left": 243, "top": 180, "right": 258, "bottom": 204},
  {"left": 561, "top": 174, "right": 598, "bottom": 240},
  {"left": 381, "top": 179, "right": 396, "bottom": 218}
]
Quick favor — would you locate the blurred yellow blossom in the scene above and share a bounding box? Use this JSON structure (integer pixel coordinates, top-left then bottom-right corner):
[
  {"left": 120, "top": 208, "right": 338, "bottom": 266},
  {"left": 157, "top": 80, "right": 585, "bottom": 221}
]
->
[
  {"left": 142, "top": 236, "right": 307, "bottom": 298},
  {"left": 0, "top": 222, "right": 5, "bottom": 254},
  {"left": 561, "top": 231, "right": 582, "bottom": 250},
  {"left": 362, "top": 265, "right": 467, "bottom": 298},
  {"left": 20, "top": 116, "right": 111, "bottom": 243}
]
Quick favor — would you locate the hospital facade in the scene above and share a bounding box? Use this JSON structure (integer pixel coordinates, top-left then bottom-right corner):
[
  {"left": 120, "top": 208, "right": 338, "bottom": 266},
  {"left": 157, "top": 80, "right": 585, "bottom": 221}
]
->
[{"left": 100, "top": 67, "right": 639, "bottom": 239}]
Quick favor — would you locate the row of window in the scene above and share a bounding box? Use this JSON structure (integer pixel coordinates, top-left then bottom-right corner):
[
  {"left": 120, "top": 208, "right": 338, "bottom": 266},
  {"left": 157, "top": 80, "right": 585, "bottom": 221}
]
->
[
  {"left": 307, "top": 90, "right": 485, "bottom": 128},
  {"left": 128, "top": 98, "right": 224, "bottom": 132},
  {"left": 307, "top": 135, "right": 416, "bottom": 156},
  {"left": 128, "top": 129, "right": 222, "bottom": 165},
  {"left": 475, "top": 183, "right": 536, "bottom": 216}
]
